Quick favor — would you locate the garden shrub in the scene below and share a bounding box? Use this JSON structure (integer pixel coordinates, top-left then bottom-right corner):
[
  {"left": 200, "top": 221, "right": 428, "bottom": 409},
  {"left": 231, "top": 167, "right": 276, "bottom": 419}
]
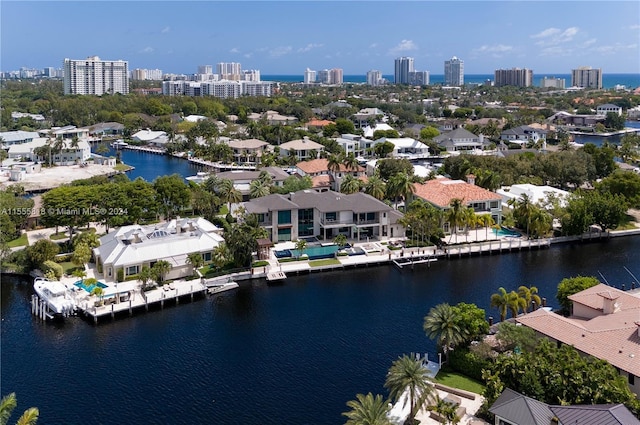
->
[
  {"left": 116, "top": 268, "right": 124, "bottom": 283},
  {"left": 42, "top": 260, "right": 63, "bottom": 280},
  {"left": 448, "top": 347, "right": 491, "bottom": 382}
]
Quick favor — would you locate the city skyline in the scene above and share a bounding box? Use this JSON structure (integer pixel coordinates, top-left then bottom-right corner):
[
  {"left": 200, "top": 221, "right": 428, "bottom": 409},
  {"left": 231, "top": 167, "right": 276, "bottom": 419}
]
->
[{"left": 1, "top": 1, "right": 639, "bottom": 75}]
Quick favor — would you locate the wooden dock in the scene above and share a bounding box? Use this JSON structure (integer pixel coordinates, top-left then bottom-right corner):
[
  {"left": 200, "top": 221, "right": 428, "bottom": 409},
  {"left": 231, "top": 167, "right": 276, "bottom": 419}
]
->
[{"left": 266, "top": 271, "right": 287, "bottom": 282}]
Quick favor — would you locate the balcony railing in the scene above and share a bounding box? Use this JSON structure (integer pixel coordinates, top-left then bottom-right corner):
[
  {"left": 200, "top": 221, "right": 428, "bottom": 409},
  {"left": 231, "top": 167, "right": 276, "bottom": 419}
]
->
[{"left": 319, "top": 217, "right": 380, "bottom": 226}]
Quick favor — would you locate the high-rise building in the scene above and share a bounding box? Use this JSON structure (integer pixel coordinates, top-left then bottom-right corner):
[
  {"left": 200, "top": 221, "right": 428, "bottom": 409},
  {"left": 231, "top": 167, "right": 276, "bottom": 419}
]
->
[
  {"left": 63, "top": 56, "right": 129, "bottom": 95},
  {"left": 366, "top": 70, "right": 382, "bottom": 86},
  {"left": 540, "top": 76, "right": 565, "bottom": 89},
  {"left": 217, "top": 62, "right": 242, "bottom": 80},
  {"left": 494, "top": 68, "right": 533, "bottom": 87},
  {"left": 444, "top": 56, "right": 464, "bottom": 86},
  {"left": 571, "top": 66, "right": 602, "bottom": 89},
  {"left": 304, "top": 68, "right": 316, "bottom": 84},
  {"left": 198, "top": 65, "right": 213, "bottom": 75},
  {"left": 408, "top": 71, "right": 429, "bottom": 86},
  {"left": 394, "top": 57, "right": 414, "bottom": 84},
  {"left": 330, "top": 68, "right": 343, "bottom": 85}
]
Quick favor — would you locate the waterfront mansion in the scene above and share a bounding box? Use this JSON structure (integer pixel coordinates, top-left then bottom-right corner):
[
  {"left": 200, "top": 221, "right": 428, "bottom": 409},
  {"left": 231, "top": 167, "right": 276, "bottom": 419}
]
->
[
  {"left": 93, "top": 217, "right": 224, "bottom": 283},
  {"left": 243, "top": 189, "right": 404, "bottom": 242}
]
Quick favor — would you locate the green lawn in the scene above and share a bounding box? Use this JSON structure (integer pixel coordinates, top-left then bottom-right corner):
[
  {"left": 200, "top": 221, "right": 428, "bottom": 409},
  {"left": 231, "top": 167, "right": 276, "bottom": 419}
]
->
[
  {"left": 49, "top": 232, "right": 68, "bottom": 240},
  {"left": 433, "top": 366, "right": 486, "bottom": 394},
  {"left": 309, "top": 259, "right": 341, "bottom": 267},
  {"left": 6, "top": 233, "right": 28, "bottom": 248},
  {"left": 58, "top": 261, "right": 82, "bottom": 275},
  {"left": 114, "top": 163, "right": 132, "bottom": 172}
]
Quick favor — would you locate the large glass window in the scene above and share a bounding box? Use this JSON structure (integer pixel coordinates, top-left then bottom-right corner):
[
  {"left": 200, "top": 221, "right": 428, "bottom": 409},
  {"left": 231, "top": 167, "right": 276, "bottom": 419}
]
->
[
  {"left": 277, "top": 210, "right": 291, "bottom": 224},
  {"left": 325, "top": 212, "right": 337, "bottom": 222},
  {"left": 298, "top": 208, "right": 314, "bottom": 237},
  {"left": 277, "top": 228, "right": 291, "bottom": 241},
  {"left": 126, "top": 265, "right": 139, "bottom": 275}
]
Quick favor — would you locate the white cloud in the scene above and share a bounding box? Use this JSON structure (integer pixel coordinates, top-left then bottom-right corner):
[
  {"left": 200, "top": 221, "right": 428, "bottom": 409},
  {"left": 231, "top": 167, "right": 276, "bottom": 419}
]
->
[
  {"left": 369, "top": 43, "right": 378, "bottom": 49},
  {"left": 388, "top": 39, "right": 417, "bottom": 55},
  {"left": 140, "top": 46, "right": 154, "bottom": 54},
  {"left": 297, "top": 43, "right": 323, "bottom": 53},
  {"left": 474, "top": 44, "right": 513, "bottom": 53},
  {"left": 230, "top": 47, "right": 240, "bottom": 53},
  {"left": 580, "top": 38, "right": 597, "bottom": 48},
  {"left": 269, "top": 46, "right": 292, "bottom": 57},
  {"left": 534, "top": 26, "right": 580, "bottom": 46},
  {"left": 161, "top": 26, "right": 170, "bottom": 34},
  {"left": 243, "top": 53, "right": 252, "bottom": 59},
  {"left": 629, "top": 24, "right": 640, "bottom": 30},
  {"left": 531, "top": 27, "right": 560, "bottom": 39},
  {"left": 593, "top": 43, "right": 638, "bottom": 54}
]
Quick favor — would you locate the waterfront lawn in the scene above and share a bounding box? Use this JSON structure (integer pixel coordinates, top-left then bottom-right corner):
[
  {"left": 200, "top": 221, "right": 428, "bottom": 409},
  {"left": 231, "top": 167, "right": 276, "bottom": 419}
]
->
[
  {"left": 433, "top": 366, "right": 486, "bottom": 394},
  {"left": 59, "top": 261, "right": 82, "bottom": 275},
  {"left": 6, "top": 233, "right": 28, "bottom": 248},
  {"left": 616, "top": 214, "right": 638, "bottom": 230},
  {"left": 113, "top": 163, "right": 132, "bottom": 172},
  {"left": 309, "top": 259, "right": 341, "bottom": 267}
]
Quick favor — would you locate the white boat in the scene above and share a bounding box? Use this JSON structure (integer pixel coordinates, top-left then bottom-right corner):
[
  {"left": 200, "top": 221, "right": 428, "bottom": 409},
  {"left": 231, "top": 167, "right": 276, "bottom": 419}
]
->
[
  {"left": 185, "top": 171, "right": 212, "bottom": 184},
  {"left": 33, "top": 277, "right": 77, "bottom": 316},
  {"left": 111, "top": 139, "right": 128, "bottom": 148},
  {"left": 206, "top": 281, "right": 239, "bottom": 294}
]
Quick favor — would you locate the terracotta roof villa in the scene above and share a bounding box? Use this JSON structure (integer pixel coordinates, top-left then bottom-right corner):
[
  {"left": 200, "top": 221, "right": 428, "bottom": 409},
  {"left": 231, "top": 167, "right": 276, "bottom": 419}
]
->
[
  {"left": 244, "top": 189, "right": 405, "bottom": 242},
  {"left": 296, "top": 158, "right": 366, "bottom": 192},
  {"left": 516, "top": 284, "right": 640, "bottom": 397},
  {"left": 490, "top": 388, "right": 640, "bottom": 425},
  {"left": 412, "top": 176, "right": 503, "bottom": 231}
]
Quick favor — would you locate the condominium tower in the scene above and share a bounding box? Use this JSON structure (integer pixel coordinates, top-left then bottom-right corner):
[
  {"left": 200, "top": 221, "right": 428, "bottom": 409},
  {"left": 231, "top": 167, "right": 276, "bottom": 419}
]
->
[
  {"left": 63, "top": 56, "right": 129, "bottom": 95},
  {"left": 394, "top": 57, "right": 414, "bottom": 84},
  {"left": 304, "top": 68, "right": 316, "bottom": 84},
  {"left": 494, "top": 68, "right": 533, "bottom": 87},
  {"left": 571, "top": 66, "right": 602, "bottom": 89},
  {"left": 366, "top": 70, "right": 383, "bottom": 86},
  {"left": 444, "top": 56, "right": 464, "bottom": 86},
  {"left": 217, "top": 62, "right": 242, "bottom": 80}
]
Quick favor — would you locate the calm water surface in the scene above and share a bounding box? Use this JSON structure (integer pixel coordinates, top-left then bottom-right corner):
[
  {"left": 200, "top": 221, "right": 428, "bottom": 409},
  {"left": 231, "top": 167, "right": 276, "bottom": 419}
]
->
[{"left": 2, "top": 237, "right": 639, "bottom": 424}]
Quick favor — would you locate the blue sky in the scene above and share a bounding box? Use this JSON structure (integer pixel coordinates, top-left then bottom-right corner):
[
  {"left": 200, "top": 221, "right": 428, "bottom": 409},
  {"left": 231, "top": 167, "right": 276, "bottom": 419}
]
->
[{"left": 2, "top": 1, "right": 639, "bottom": 75}]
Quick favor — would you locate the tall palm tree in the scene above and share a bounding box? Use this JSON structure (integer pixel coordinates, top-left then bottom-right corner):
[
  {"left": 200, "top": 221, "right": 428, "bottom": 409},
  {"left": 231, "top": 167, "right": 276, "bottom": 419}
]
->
[
  {"left": 507, "top": 291, "right": 527, "bottom": 318},
  {"left": 343, "top": 153, "right": 360, "bottom": 172},
  {"left": 342, "top": 393, "right": 392, "bottom": 425},
  {"left": 249, "top": 179, "right": 270, "bottom": 199},
  {"left": 186, "top": 252, "right": 204, "bottom": 275},
  {"left": 294, "top": 239, "right": 307, "bottom": 259},
  {"left": 462, "top": 207, "right": 477, "bottom": 243},
  {"left": 518, "top": 285, "right": 542, "bottom": 313},
  {"left": 447, "top": 198, "right": 465, "bottom": 243},
  {"left": 138, "top": 266, "right": 152, "bottom": 289},
  {"left": 327, "top": 153, "right": 343, "bottom": 174},
  {"left": 364, "top": 175, "right": 386, "bottom": 200},
  {"left": 490, "top": 287, "right": 510, "bottom": 322},
  {"left": 423, "top": 303, "right": 468, "bottom": 361},
  {"left": 387, "top": 172, "right": 415, "bottom": 210},
  {"left": 479, "top": 214, "right": 496, "bottom": 240},
  {"left": 384, "top": 355, "right": 434, "bottom": 425},
  {"left": 528, "top": 208, "right": 551, "bottom": 239},
  {"left": 509, "top": 193, "right": 534, "bottom": 236},
  {"left": 151, "top": 260, "right": 171, "bottom": 284},
  {"left": 340, "top": 174, "right": 361, "bottom": 194}
]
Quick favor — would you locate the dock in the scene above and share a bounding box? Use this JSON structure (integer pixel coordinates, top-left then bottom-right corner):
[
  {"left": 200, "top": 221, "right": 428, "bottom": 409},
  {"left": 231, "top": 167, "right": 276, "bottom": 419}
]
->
[
  {"left": 393, "top": 255, "right": 437, "bottom": 269},
  {"left": 266, "top": 271, "right": 287, "bottom": 282}
]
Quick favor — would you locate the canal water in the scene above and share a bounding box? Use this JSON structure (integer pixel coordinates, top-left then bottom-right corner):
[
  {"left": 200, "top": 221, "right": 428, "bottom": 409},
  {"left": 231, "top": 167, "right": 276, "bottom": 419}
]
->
[{"left": 2, "top": 237, "right": 639, "bottom": 424}]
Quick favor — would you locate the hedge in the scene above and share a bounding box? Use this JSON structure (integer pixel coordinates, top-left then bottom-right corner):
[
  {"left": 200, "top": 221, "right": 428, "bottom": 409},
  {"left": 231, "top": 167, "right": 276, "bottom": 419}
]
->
[{"left": 448, "top": 347, "right": 491, "bottom": 382}]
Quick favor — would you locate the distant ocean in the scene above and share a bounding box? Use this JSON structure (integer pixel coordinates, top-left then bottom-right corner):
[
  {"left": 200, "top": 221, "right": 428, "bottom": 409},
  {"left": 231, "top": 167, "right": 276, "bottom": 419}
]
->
[{"left": 262, "top": 73, "right": 640, "bottom": 89}]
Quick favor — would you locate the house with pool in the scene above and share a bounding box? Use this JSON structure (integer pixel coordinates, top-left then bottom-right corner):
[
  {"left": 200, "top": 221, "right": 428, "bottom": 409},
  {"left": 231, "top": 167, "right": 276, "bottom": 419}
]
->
[
  {"left": 93, "top": 217, "right": 225, "bottom": 283},
  {"left": 243, "top": 189, "right": 405, "bottom": 242},
  {"left": 412, "top": 176, "right": 503, "bottom": 234}
]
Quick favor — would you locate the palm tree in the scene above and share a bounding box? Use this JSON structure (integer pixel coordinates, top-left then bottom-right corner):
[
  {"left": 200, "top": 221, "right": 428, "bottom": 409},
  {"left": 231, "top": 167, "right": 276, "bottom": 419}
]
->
[
  {"left": 138, "top": 266, "right": 152, "bottom": 289},
  {"left": 364, "top": 175, "right": 386, "bottom": 200},
  {"left": 462, "top": 207, "right": 477, "bottom": 243},
  {"left": 151, "top": 260, "right": 171, "bottom": 284},
  {"left": 343, "top": 153, "right": 360, "bottom": 172},
  {"left": 528, "top": 208, "right": 551, "bottom": 239},
  {"left": 249, "top": 179, "right": 270, "bottom": 199},
  {"left": 327, "top": 153, "right": 343, "bottom": 174},
  {"left": 479, "top": 214, "right": 496, "bottom": 240},
  {"left": 0, "top": 392, "right": 39, "bottom": 425},
  {"left": 387, "top": 172, "right": 415, "bottom": 210},
  {"left": 507, "top": 291, "right": 527, "bottom": 318},
  {"left": 294, "top": 239, "right": 307, "bottom": 259},
  {"left": 428, "top": 395, "right": 461, "bottom": 425},
  {"left": 518, "top": 285, "right": 542, "bottom": 313},
  {"left": 71, "top": 268, "right": 86, "bottom": 283},
  {"left": 333, "top": 233, "right": 348, "bottom": 249},
  {"left": 342, "top": 393, "right": 392, "bottom": 425},
  {"left": 509, "top": 193, "right": 534, "bottom": 237},
  {"left": 447, "top": 198, "right": 465, "bottom": 243},
  {"left": 423, "top": 303, "right": 468, "bottom": 362},
  {"left": 186, "top": 252, "right": 204, "bottom": 275},
  {"left": 384, "top": 354, "right": 434, "bottom": 425},
  {"left": 490, "top": 287, "right": 510, "bottom": 322},
  {"left": 211, "top": 244, "right": 230, "bottom": 271},
  {"left": 340, "top": 174, "right": 361, "bottom": 194}
]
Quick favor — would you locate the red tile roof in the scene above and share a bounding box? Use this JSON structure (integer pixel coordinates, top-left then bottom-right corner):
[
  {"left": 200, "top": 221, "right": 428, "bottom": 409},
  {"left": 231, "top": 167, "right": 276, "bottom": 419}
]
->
[
  {"left": 517, "top": 284, "right": 640, "bottom": 377},
  {"left": 307, "top": 119, "right": 334, "bottom": 127},
  {"left": 296, "top": 158, "right": 364, "bottom": 175},
  {"left": 413, "top": 177, "right": 501, "bottom": 209}
]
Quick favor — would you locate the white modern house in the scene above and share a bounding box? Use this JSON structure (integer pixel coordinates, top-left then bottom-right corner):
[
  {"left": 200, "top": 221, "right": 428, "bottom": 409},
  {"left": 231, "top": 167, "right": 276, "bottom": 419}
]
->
[
  {"left": 132, "top": 129, "right": 168, "bottom": 146},
  {"left": 500, "top": 125, "right": 548, "bottom": 146},
  {"left": 0, "top": 130, "right": 40, "bottom": 148},
  {"left": 363, "top": 123, "right": 395, "bottom": 139},
  {"left": 497, "top": 184, "right": 570, "bottom": 208},
  {"left": 93, "top": 217, "right": 225, "bottom": 283},
  {"left": 596, "top": 103, "right": 623, "bottom": 116},
  {"left": 374, "top": 137, "right": 430, "bottom": 159},
  {"left": 7, "top": 137, "right": 91, "bottom": 164},
  {"left": 334, "top": 134, "right": 375, "bottom": 156}
]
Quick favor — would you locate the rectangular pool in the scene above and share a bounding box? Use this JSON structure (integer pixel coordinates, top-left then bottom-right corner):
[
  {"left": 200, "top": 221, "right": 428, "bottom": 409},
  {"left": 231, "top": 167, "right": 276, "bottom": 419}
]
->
[{"left": 276, "top": 244, "right": 339, "bottom": 260}]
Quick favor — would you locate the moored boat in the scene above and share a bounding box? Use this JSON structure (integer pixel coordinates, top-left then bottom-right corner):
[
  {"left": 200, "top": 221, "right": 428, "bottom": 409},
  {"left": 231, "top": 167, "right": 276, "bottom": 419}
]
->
[{"left": 33, "top": 277, "right": 77, "bottom": 317}]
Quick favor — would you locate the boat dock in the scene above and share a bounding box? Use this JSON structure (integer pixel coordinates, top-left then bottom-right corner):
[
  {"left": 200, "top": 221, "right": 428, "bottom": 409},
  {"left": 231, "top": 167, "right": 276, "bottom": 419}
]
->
[
  {"left": 76, "top": 280, "right": 208, "bottom": 324},
  {"left": 266, "top": 271, "right": 287, "bottom": 282},
  {"left": 188, "top": 157, "right": 257, "bottom": 171}
]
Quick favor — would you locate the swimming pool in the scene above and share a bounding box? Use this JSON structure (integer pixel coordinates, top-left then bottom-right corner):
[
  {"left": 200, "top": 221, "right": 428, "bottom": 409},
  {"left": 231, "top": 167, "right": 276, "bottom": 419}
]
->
[
  {"left": 493, "top": 226, "right": 522, "bottom": 238},
  {"left": 276, "top": 244, "right": 339, "bottom": 260},
  {"left": 74, "top": 281, "right": 108, "bottom": 293}
]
